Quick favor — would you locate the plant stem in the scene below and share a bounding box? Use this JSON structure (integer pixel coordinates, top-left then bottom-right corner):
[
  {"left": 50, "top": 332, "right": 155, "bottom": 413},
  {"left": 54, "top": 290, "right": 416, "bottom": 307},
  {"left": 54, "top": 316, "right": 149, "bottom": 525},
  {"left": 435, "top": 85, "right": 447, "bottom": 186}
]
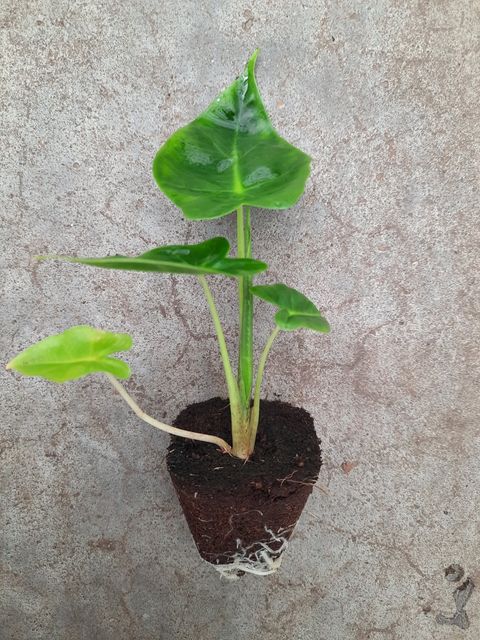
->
[
  {"left": 244, "top": 206, "right": 252, "bottom": 259},
  {"left": 197, "top": 275, "right": 247, "bottom": 457},
  {"left": 248, "top": 326, "right": 281, "bottom": 451},
  {"left": 237, "top": 205, "right": 254, "bottom": 413},
  {"left": 237, "top": 206, "right": 245, "bottom": 317},
  {"left": 105, "top": 373, "right": 232, "bottom": 453}
]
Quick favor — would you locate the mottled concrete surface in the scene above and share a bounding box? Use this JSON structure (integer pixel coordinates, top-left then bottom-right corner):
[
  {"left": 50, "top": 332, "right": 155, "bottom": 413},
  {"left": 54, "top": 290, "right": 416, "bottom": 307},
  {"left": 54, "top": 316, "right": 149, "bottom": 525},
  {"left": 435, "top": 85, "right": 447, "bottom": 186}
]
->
[{"left": 1, "top": 1, "right": 480, "bottom": 638}]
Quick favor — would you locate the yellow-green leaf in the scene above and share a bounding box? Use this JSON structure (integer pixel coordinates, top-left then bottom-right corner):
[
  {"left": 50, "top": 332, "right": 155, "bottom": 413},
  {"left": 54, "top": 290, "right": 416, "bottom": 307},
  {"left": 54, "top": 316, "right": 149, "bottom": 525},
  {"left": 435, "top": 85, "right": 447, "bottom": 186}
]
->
[{"left": 6, "top": 326, "right": 132, "bottom": 383}]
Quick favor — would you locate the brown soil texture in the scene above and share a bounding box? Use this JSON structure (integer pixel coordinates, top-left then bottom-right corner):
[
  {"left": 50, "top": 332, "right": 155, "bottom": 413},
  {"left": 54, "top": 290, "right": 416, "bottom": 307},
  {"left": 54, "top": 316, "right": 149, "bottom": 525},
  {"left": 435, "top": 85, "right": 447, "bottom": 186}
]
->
[{"left": 167, "top": 397, "right": 322, "bottom": 568}]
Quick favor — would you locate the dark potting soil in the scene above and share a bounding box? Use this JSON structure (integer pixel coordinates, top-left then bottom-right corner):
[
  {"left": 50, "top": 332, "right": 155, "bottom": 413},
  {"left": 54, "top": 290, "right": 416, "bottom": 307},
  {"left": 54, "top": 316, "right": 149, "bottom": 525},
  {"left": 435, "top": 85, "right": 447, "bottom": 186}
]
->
[{"left": 167, "top": 397, "right": 322, "bottom": 566}]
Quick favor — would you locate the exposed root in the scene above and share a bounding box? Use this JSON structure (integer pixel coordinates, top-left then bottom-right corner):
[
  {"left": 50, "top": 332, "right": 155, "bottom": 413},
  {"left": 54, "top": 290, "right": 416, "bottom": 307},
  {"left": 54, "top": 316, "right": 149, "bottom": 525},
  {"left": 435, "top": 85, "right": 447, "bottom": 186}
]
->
[
  {"left": 211, "top": 525, "right": 294, "bottom": 580},
  {"left": 286, "top": 478, "right": 330, "bottom": 495},
  {"left": 223, "top": 509, "right": 265, "bottom": 541},
  {"left": 277, "top": 472, "right": 329, "bottom": 495},
  {"left": 278, "top": 470, "right": 298, "bottom": 485}
]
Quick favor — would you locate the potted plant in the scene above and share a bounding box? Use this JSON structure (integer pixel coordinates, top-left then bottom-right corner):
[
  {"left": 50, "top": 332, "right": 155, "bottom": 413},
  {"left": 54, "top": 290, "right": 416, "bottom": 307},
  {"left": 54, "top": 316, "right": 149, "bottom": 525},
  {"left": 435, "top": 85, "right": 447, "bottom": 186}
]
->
[{"left": 6, "top": 51, "right": 330, "bottom": 578}]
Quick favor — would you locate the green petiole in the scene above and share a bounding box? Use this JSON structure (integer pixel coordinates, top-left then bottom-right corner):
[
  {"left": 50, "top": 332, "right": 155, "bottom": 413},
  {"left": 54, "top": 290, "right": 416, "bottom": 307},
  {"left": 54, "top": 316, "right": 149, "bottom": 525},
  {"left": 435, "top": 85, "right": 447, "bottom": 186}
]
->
[{"left": 237, "top": 205, "right": 254, "bottom": 415}]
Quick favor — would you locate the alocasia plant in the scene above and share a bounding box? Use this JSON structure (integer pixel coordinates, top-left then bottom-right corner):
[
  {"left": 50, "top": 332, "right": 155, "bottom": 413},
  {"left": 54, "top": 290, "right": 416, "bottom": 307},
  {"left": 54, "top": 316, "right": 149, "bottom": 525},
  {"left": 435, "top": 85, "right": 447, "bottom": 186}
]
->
[{"left": 7, "top": 50, "right": 329, "bottom": 460}]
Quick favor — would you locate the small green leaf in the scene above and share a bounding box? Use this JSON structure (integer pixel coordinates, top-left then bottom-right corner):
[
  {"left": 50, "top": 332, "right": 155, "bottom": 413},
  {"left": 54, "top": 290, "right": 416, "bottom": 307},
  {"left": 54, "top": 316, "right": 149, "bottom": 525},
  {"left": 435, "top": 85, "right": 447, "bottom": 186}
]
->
[
  {"left": 6, "top": 326, "right": 132, "bottom": 382},
  {"left": 153, "top": 50, "right": 311, "bottom": 220},
  {"left": 45, "top": 237, "right": 267, "bottom": 277},
  {"left": 251, "top": 284, "right": 330, "bottom": 333}
]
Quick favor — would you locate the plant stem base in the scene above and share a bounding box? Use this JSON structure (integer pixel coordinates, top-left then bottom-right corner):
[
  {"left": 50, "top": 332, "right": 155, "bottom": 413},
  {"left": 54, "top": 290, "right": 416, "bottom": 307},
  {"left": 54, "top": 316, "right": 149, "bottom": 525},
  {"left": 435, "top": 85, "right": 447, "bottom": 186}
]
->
[{"left": 166, "top": 397, "right": 322, "bottom": 577}]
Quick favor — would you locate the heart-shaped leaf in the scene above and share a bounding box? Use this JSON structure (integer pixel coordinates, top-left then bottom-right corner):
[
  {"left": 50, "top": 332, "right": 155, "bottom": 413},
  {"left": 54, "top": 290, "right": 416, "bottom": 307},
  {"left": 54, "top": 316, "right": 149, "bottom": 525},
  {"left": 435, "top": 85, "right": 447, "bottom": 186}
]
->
[
  {"left": 153, "top": 50, "right": 311, "bottom": 220},
  {"left": 251, "top": 284, "right": 330, "bottom": 332},
  {"left": 6, "top": 326, "right": 132, "bottom": 382},
  {"left": 44, "top": 237, "right": 267, "bottom": 277}
]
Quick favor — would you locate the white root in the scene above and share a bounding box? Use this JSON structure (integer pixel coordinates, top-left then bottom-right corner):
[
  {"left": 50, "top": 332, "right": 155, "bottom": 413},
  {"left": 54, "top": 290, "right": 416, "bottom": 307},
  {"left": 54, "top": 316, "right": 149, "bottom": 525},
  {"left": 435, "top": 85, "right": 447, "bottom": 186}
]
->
[{"left": 211, "top": 525, "right": 294, "bottom": 580}]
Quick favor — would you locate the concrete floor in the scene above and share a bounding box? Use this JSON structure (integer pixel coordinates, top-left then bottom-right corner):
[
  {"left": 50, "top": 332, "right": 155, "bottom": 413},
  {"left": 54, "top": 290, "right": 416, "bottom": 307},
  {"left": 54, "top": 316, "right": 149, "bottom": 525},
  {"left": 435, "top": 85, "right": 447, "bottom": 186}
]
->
[{"left": 1, "top": 1, "right": 480, "bottom": 638}]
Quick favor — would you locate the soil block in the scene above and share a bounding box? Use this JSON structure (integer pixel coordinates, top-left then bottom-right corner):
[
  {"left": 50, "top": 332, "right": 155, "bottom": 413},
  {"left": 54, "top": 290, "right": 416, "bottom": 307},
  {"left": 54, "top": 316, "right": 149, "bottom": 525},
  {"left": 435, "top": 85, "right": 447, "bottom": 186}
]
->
[{"left": 167, "top": 397, "right": 322, "bottom": 577}]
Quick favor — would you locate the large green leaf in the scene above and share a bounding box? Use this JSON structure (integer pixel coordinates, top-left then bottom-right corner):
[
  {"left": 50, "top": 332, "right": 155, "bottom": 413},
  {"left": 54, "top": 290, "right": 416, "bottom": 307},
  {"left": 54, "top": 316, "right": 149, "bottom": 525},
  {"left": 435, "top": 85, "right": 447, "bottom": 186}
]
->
[
  {"left": 251, "top": 284, "right": 330, "bottom": 332},
  {"left": 153, "top": 50, "right": 311, "bottom": 220},
  {"left": 45, "top": 237, "right": 267, "bottom": 277},
  {"left": 6, "top": 326, "right": 132, "bottom": 382}
]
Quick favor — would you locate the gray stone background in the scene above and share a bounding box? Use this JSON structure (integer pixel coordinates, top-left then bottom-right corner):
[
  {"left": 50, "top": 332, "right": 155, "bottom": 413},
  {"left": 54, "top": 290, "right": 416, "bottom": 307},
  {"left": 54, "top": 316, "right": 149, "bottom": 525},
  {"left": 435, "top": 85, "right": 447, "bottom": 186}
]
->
[{"left": 1, "top": 1, "right": 479, "bottom": 638}]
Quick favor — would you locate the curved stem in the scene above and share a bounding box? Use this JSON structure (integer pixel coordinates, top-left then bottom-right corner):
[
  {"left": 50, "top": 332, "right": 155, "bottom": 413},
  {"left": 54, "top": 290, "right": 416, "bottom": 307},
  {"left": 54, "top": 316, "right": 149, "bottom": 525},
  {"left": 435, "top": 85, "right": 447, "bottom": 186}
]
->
[
  {"left": 105, "top": 373, "right": 232, "bottom": 453},
  {"left": 197, "top": 276, "right": 245, "bottom": 456},
  {"left": 248, "top": 326, "right": 281, "bottom": 451}
]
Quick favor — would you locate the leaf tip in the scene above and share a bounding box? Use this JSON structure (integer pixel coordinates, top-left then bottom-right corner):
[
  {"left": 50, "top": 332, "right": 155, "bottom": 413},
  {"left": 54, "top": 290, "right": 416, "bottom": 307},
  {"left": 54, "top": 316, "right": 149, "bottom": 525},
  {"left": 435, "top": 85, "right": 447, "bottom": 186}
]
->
[
  {"left": 258, "top": 260, "right": 268, "bottom": 272},
  {"left": 247, "top": 49, "right": 260, "bottom": 71},
  {"left": 35, "top": 254, "right": 69, "bottom": 263},
  {"left": 5, "top": 354, "right": 21, "bottom": 373}
]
